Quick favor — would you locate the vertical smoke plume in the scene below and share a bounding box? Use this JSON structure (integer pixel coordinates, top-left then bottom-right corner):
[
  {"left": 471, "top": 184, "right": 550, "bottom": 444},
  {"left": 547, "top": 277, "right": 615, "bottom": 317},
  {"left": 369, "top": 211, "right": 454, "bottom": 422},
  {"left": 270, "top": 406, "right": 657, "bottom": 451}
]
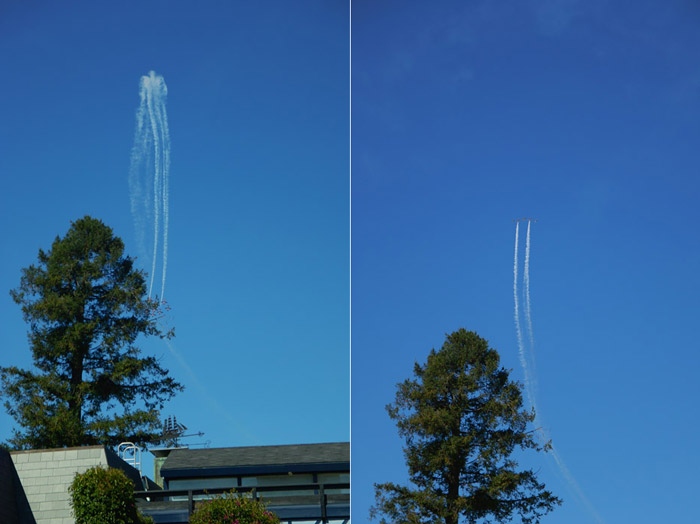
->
[
  {"left": 513, "top": 221, "right": 535, "bottom": 408},
  {"left": 129, "top": 71, "right": 170, "bottom": 301},
  {"left": 512, "top": 219, "right": 605, "bottom": 523},
  {"left": 513, "top": 221, "right": 534, "bottom": 410},
  {"left": 126, "top": 72, "right": 253, "bottom": 444},
  {"left": 523, "top": 220, "right": 534, "bottom": 352},
  {"left": 523, "top": 220, "right": 539, "bottom": 401}
]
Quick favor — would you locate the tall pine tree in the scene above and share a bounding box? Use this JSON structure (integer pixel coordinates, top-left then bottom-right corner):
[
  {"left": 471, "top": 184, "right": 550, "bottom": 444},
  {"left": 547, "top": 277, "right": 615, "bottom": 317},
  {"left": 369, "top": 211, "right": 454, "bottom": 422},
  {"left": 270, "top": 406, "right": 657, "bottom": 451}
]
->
[
  {"left": 371, "top": 329, "right": 561, "bottom": 524},
  {"left": 1, "top": 216, "right": 182, "bottom": 449}
]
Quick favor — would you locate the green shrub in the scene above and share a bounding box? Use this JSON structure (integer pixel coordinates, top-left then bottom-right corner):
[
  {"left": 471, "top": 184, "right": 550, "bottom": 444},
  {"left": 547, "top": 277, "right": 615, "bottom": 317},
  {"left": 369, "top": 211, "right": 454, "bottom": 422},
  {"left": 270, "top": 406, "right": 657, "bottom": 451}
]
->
[
  {"left": 189, "top": 491, "right": 280, "bottom": 524},
  {"left": 69, "top": 466, "right": 153, "bottom": 524}
]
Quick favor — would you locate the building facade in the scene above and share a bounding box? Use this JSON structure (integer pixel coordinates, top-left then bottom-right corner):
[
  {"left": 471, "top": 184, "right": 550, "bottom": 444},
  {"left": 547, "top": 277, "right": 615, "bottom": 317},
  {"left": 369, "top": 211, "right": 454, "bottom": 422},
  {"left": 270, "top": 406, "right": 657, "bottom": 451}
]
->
[
  {"left": 4, "top": 442, "right": 350, "bottom": 524},
  {"left": 8, "top": 446, "right": 146, "bottom": 524},
  {"left": 139, "top": 442, "right": 350, "bottom": 523}
]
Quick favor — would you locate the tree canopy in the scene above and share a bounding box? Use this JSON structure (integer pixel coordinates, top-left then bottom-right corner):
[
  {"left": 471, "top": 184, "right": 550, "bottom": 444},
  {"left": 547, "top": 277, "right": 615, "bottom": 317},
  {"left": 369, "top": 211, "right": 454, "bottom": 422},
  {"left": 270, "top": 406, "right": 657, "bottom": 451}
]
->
[
  {"left": 1, "top": 216, "right": 182, "bottom": 449},
  {"left": 371, "top": 329, "right": 561, "bottom": 524}
]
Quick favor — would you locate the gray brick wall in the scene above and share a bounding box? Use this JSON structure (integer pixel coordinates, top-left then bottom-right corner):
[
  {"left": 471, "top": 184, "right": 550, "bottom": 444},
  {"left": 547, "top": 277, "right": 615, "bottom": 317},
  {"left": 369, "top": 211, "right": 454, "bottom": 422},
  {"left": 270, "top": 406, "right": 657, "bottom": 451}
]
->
[{"left": 10, "top": 446, "right": 133, "bottom": 524}]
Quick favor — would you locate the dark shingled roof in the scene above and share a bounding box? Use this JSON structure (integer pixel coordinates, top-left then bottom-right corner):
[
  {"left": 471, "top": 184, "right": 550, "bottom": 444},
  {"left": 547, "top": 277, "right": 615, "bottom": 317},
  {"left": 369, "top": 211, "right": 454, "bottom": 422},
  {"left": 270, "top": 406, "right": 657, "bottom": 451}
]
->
[
  {"left": 160, "top": 442, "right": 349, "bottom": 478},
  {"left": 104, "top": 447, "right": 148, "bottom": 488}
]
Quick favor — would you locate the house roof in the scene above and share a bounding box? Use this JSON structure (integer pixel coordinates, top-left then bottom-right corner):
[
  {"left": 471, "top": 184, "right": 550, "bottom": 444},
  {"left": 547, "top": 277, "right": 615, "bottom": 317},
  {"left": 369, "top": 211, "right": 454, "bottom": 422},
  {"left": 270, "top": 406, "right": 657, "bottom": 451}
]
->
[
  {"left": 160, "top": 442, "right": 349, "bottom": 479},
  {"left": 0, "top": 448, "right": 32, "bottom": 524}
]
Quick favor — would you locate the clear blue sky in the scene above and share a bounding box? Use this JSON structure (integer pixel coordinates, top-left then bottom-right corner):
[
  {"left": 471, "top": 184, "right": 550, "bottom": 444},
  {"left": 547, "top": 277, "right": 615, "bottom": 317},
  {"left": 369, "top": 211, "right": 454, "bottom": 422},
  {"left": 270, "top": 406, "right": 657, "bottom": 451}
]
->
[
  {"left": 3, "top": 1, "right": 700, "bottom": 523},
  {"left": 353, "top": 1, "right": 700, "bottom": 523},
  {"left": 0, "top": 0, "right": 349, "bottom": 463}
]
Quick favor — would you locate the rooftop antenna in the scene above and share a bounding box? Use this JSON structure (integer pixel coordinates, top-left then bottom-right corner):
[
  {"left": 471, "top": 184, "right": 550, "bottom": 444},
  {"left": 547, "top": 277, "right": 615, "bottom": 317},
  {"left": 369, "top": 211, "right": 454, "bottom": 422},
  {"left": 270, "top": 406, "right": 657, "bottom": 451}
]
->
[{"left": 161, "top": 415, "right": 204, "bottom": 448}]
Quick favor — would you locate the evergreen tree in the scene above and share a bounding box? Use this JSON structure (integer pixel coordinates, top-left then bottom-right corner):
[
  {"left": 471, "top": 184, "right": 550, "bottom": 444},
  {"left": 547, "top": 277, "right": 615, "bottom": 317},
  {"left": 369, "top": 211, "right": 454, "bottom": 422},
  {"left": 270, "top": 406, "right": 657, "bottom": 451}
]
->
[
  {"left": 1, "top": 216, "right": 182, "bottom": 449},
  {"left": 371, "top": 329, "right": 561, "bottom": 524}
]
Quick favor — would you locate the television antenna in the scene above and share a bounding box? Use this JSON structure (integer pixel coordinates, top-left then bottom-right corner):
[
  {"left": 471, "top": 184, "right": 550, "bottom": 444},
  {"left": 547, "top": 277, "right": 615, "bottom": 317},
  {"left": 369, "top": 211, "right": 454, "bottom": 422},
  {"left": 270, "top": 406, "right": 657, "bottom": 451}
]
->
[{"left": 161, "top": 415, "right": 204, "bottom": 447}]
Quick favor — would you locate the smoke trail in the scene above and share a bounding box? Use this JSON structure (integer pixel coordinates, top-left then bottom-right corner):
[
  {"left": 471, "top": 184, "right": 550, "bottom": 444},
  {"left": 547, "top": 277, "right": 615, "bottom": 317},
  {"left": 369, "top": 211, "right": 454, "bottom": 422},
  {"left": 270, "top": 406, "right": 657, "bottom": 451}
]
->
[
  {"left": 127, "top": 81, "right": 255, "bottom": 444},
  {"left": 549, "top": 443, "right": 605, "bottom": 524},
  {"left": 513, "top": 222, "right": 523, "bottom": 359},
  {"left": 523, "top": 220, "right": 538, "bottom": 399},
  {"left": 512, "top": 220, "right": 605, "bottom": 523},
  {"left": 129, "top": 71, "right": 170, "bottom": 301},
  {"left": 523, "top": 220, "right": 534, "bottom": 350},
  {"left": 148, "top": 83, "right": 160, "bottom": 300},
  {"left": 128, "top": 90, "right": 148, "bottom": 264},
  {"left": 163, "top": 339, "right": 259, "bottom": 444},
  {"left": 513, "top": 221, "right": 534, "bottom": 410}
]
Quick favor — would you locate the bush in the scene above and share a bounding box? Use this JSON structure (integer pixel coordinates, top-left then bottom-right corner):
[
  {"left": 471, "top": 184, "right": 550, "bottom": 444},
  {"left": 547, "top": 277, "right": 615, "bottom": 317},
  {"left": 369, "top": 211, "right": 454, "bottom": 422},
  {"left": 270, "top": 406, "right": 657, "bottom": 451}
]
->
[
  {"left": 69, "top": 466, "right": 153, "bottom": 524},
  {"left": 189, "top": 491, "right": 280, "bottom": 524}
]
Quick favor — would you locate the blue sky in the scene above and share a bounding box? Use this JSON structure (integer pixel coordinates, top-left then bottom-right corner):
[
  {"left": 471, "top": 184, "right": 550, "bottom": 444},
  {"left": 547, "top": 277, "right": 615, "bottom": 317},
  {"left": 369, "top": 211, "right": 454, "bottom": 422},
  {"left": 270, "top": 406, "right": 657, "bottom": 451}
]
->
[
  {"left": 3, "top": 1, "right": 700, "bottom": 523},
  {"left": 0, "top": 0, "right": 349, "bottom": 464},
  {"left": 352, "top": 1, "right": 700, "bottom": 523}
]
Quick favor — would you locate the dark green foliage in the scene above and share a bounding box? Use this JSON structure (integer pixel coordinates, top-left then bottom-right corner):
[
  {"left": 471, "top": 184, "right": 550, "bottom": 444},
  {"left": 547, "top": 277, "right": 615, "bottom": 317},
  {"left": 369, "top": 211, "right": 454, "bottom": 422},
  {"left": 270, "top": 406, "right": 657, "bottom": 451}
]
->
[
  {"left": 371, "top": 329, "right": 561, "bottom": 524},
  {"left": 1, "top": 216, "right": 183, "bottom": 449},
  {"left": 69, "top": 466, "right": 153, "bottom": 524},
  {"left": 189, "top": 491, "right": 281, "bottom": 524}
]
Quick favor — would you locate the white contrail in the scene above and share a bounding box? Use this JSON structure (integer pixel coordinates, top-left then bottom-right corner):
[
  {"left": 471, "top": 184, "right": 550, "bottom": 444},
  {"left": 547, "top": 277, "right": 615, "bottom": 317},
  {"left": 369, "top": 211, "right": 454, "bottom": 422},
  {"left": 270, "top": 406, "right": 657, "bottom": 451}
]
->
[
  {"left": 513, "top": 220, "right": 605, "bottom": 523},
  {"left": 523, "top": 220, "right": 538, "bottom": 400},
  {"left": 128, "top": 90, "right": 148, "bottom": 264},
  {"left": 549, "top": 443, "right": 605, "bottom": 524},
  {"left": 129, "top": 71, "right": 170, "bottom": 301},
  {"left": 513, "top": 221, "right": 523, "bottom": 358},
  {"left": 147, "top": 79, "right": 161, "bottom": 300},
  {"left": 163, "top": 339, "right": 259, "bottom": 443},
  {"left": 513, "top": 221, "right": 534, "bottom": 410},
  {"left": 523, "top": 220, "right": 534, "bottom": 350},
  {"left": 159, "top": 95, "right": 170, "bottom": 300}
]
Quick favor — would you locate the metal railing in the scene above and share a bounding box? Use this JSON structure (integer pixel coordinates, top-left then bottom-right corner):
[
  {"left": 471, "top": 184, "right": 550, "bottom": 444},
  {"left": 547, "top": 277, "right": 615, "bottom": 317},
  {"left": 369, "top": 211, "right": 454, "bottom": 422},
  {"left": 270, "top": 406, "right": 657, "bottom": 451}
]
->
[{"left": 134, "top": 482, "right": 350, "bottom": 523}]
